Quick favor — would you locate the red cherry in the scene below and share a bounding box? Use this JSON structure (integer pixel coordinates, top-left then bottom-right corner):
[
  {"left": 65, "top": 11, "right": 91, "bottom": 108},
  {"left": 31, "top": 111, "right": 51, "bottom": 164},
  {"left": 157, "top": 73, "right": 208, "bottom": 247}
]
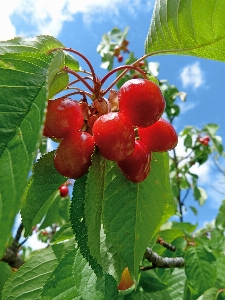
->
[
  {"left": 92, "top": 112, "right": 135, "bottom": 161},
  {"left": 118, "top": 79, "right": 165, "bottom": 128},
  {"left": 138, "top": 61, "right": 145, "bottom": 68},
  {"left": 204, "top": 136, "right": 210, "bottom": 142},
  {"left": 54, "top": 131, "right": 95, "bottom": 178},
  {"left": 43, "top": 97, "right": 84, "bottom": 138},
  {"left": 59, "top": 185, "right": 69, "bottom": 197},
  {"left": 117, "top": 140, "right": 151, "bottom": 183},
  {"left": 138, "top": 118, "right": 178, "bottom": 152},
  {"left": 199, "top": 136, "right": 210, "bottom": 146},
  {"left": 117, "top": 55, "right": 123, "bottom": 63}
]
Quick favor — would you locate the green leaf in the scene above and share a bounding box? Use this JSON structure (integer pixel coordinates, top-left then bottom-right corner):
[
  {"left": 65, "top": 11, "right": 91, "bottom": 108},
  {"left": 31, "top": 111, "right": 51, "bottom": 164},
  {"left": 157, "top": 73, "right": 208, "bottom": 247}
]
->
[
  {"left": 0, "top": 50, "right": 61, "bottom": 257},
  {"left": 48, "top": 72, "right": 69, "bottom": 99},
  {"left": 184, "top": 134, "right": 193, "bottom": 149},
  {"left": 193, "top": 186, "right": 207, "bottom": 206},
  {"left": 203, "top": 124, "right": 219, "bottom": 136},
  {"left": 138, "top": 270, "right": 168, "bottom": 293},
  {"left": 0, "top": 35, "right": 64, "bottom": 55},
  {"left": 215, "top": 252, "right": 225, "bottom": 288},
  {"left": 39, "top": 193, "right": 65, "bottom": 229},
  {"left": 0, "top": 262, "right": 12, "bottom": 299},
  {"left": 185, "top": 246, "right": 217, "bottom": 295},
  {"left": 64, "top": 52, "right": 80, "bottom": 71},
  {"left": 21, "top": 151, "right": 66, "bottom": 236},
  {"left": 172, "top": 222, "right": 197, "bottom": 234},
  {"left": 70, "top": 174, "right": 103, "bottom": 277},
  {"left": 197, "top": 287, "right": 219, "bottom": 300},
  {"left": 84, "top": 152, "right": 104, "bottom": 267},
  {"left": 50, "top": 223, "right": 74, "bottom": 244},
  {"left": 72, "top": 249, "right": 118, "bottom": 300},
  {"left": 167, "top": 268, "right": 187, "bottom": 300},
  {"left": 2, "top": 244, "right": 64, "bottom": 300},
  {"left": 211, "top": 136, "right": 224, "bottom": 155},
  {"left": 102, "top": 152, "right": 175, "bottom": 280},
  {"left": 209, "top": 229, "right": 225, "bottom": 252},
  {"left": 190, "top": 206, "right": 198, "bottom": 216},
  {"left": 41, "top": 248, "right": 79, "bottom": 299},
  {"left": 145, "top": 0, "right": 225, "bottom": 62},
  {"left": 215, "top": 200, "right": 225, "bottom": 230}
]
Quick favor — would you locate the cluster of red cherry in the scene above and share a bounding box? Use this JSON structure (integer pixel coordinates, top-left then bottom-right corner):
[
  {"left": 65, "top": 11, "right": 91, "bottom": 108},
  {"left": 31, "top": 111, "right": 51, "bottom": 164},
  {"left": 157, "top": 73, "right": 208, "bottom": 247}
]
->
[{"left": 43, "top": 78, "right": 178, "bottom": 183}]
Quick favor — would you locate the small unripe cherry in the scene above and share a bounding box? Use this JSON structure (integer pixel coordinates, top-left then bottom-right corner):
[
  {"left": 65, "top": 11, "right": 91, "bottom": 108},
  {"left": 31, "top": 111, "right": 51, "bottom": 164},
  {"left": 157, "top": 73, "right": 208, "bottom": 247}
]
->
[
  {"left": 43, "top": 97, "right": 84, "bottom": 138},
  {"left": 59, "top": 185, "right": 69, "bottom": 197},
  {"left": 118, "top": 79, "right": 165, "bottom": 128},
  {"left": 92, "top": 112, "right": 135, "bottom": 161},
  {"left": 54, "top": 131, "right": 95, "bottom": 179},
  {"left": 118, "top": 267, "right": 134, "bottom": 290},
  {"left": 117, "top": 140, "right": 151, "bottom": 183},
  {"left": 138, "top": 118, "right": 178, "bottom": 152}
]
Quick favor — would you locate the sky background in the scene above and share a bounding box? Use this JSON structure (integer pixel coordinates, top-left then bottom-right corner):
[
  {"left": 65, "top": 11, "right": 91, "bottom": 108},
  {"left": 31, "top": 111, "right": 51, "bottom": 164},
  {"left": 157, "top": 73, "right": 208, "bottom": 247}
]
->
[{"left": 2, "top": 0, "right": 224, "bottom": 248}]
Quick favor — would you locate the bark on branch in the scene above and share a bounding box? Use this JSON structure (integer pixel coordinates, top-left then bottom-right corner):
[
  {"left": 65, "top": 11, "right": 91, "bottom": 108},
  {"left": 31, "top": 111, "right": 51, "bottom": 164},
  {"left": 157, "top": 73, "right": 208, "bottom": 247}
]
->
[{"left": 142, "top": 247, "right": 185, "bottom": 270}]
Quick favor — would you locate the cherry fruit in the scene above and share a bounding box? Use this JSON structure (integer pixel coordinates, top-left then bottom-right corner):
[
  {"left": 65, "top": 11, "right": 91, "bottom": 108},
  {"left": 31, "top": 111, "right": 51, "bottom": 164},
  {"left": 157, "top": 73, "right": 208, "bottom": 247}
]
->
[
  {"left": 117, "top": 55, "right": 123, "bottom": 63},
  {"left": 117, "top": 140, "right": 151, "bottom": 183},
  {"left": 138, "top": 118, "right": 178, "bottom": 152},
  {"left": 118, "top": 267, "right": 134, "bottom": 290},
  {"left": 118, "top": 79, "right": 165, "bottom": 128},
  {"left": 59, "top": 185, "right": 69, "bottom": 197},
  {"left": 92, "top": 112, "right": 135, "bottom": 161},
  {"left": 43, "top": 97, "right": 84, "bottom": 138},
  {"left": 199, "top": 136, "right": 210, "bottom": 146},
  {"left": 54, "top": 131, "right": 95, "bottom": 179}
]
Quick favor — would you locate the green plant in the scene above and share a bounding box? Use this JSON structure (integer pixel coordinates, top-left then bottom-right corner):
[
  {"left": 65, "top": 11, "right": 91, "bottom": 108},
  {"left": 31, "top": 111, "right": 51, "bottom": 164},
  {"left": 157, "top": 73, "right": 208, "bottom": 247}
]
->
[{"left": 1, "top": 1, "right": 225, "bottom": 299}]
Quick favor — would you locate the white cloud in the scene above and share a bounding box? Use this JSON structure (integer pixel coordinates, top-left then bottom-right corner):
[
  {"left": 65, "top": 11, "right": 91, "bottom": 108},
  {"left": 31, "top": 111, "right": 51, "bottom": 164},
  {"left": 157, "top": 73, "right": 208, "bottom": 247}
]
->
[
  {"left": 0, "top": 0, "right": 153, "bottom": 41},
  {"left": 180, "top": 61, "right": 205, "bottom": 89}
]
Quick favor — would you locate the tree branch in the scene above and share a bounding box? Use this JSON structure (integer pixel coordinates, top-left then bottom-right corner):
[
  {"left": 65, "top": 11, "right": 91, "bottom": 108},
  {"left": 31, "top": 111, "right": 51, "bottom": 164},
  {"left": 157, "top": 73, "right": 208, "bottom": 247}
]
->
[
  {"left": 142, "top": 247, "right": 184, "bottom": 270},
  {"left": 0, "top": 222, "right": 25, "bottom": 269}
]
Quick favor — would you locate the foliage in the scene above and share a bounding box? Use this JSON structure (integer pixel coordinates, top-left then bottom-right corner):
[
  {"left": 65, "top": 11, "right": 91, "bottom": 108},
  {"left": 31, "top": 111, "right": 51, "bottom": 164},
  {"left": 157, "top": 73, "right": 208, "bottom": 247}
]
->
[{"left": 0, "top": 1, "right": 225, "bottom": 299}]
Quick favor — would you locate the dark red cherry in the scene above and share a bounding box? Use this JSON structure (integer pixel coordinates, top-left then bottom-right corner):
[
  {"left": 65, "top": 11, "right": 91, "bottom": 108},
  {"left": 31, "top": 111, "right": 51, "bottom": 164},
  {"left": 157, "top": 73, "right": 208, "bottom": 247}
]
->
[
  {"left": 59, "top": 185, "right": 69, "bottom": 197},
  {"left": 138, "top": 118, "right": 178, "bottom": 152},
  {"left": 54, "top": 131, "right": 95, "bottom": 179},
  {"left": 118, "top": 79, "right": 165, "bottom": 128},
  {"left": 117, "top": 140, "right": 151, "bottom": 183},
  {"left": 43, "top": 97, "right": 84, "bottom": 138},
  {"left": 92, "top": 112, "right": 135, "bottom": 161}
]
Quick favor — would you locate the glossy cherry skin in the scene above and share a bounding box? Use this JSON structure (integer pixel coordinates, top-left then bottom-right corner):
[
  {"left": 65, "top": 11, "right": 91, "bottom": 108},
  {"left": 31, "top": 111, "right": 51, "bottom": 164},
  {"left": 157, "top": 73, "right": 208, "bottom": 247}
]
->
[
  {"left": 117, "top": 140, "right": 151, "bottom": 183},
  {"left": 118, "top": 268, "right": 134, "bottom": 290},
  {"left": 59, "top": 185, "right": 69, "bottom": 197},
  {"left": 54, "top": 131, "right": 95, "bottom": 179},
  {"left": 43, "top": 97, "right": 84, "bottom": 138},
  {"left": 138, "top": 118, "right": 178, "bottom": 152},
  {"left": 92, "top": 112, "right": 135, "bottom": 161},
  {"left": 118, "top": 79, "right": 165, "bottom": 128}
]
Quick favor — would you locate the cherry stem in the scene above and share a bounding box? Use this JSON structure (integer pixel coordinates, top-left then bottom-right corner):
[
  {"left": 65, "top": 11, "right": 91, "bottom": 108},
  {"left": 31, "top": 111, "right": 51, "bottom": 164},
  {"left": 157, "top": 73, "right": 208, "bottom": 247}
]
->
[
  {"left": 64, "top": 89, "right": 93, "bottom": 100},
  {"left": 62, "top": 67, "right": 94, "bottom": 94},
  {"left": 67, "top": 76, "right": 93, "bottom": 87},
  {"left": 47, "top": 47, "right": 97, "bottom": 85},
  {"left": 101, "top": 65, "right": 147, "bottom": 95}
]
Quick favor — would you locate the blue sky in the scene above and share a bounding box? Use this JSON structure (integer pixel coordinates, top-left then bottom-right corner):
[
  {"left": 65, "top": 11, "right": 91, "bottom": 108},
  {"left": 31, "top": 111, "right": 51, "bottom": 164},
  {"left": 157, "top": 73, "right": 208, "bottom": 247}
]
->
[{"left": 2, "top": 0, "right": 225, "bottom": 244}]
